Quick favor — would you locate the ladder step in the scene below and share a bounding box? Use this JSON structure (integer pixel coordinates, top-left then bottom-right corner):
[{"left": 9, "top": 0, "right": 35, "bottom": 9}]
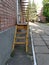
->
[
  {"left": 17, "top": 31, "right": 26, "bottom": 34},
  {"left": 15, "top": 42, "right": 25, "bottom": 44},
  {"left": 16, "top": 37, "right": 25, "bottom": 39}
]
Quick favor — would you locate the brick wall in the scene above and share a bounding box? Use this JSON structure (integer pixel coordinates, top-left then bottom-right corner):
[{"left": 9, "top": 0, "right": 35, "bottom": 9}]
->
[{"left": 0, "top": 0, "right": 17, "bottom": 31}]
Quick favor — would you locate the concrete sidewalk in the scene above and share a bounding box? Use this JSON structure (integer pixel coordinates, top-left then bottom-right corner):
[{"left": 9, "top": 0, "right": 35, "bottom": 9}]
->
[
  {"left": 29, "top": 22, "right": 49, "bottom": 65},
  {"left": 7, "top": 29, "right": 33, "bottom": 65}
]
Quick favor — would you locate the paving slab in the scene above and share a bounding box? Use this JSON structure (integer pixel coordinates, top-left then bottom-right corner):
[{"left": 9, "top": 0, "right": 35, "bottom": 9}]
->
[
  {"left": 33, "top": 37, "right": 42, "bottom": 41},
  {"left": 46, "top": 32, "right": 49, "bottom": 35},
  {"left": 43, "top": 37, "right": 49, "bottom": 41},
  {"left": 34, "top": 40, "right": 45, "bottom": 46},
  {"left": 41, "top": 36, "right": 49, "bottom": 38},
  {"left": 32, "top": 33, "right": 40, "bottom": 38},
  {"left": 45, "top": 40, "right": 49, "bottom": 45},
  {"left": 34, "top": 46, "right": 49, "bottom": 54},
  {"left": 39, "top": 33, "right": 47, "bottom": 36},
  {"left": 36, "top": 54, "right": 49, "bottom": 65},
  {"left": 29, "top": 22, "right": 49, "bottom": 65}
]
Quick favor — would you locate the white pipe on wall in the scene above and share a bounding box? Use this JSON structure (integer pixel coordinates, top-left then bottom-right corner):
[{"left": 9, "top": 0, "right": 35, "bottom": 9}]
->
[{"left": 17, "top": 0, "right": 19, "bottom": 24}]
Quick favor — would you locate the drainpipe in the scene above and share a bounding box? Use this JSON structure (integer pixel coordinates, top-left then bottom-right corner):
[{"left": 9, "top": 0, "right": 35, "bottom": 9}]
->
[{"left": 17, "top": 0, "right": 18, "bottom": 24}]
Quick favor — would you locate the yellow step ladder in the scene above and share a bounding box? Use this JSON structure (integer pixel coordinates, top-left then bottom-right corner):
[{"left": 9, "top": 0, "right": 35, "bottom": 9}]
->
[{"left": 12, "top": 23, "right": 29, "bottom": 52}]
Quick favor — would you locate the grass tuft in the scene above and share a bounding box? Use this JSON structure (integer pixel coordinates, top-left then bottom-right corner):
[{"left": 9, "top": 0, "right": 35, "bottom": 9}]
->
[{"left": 10, "top": 50, "right": 15, "bottom": 57}]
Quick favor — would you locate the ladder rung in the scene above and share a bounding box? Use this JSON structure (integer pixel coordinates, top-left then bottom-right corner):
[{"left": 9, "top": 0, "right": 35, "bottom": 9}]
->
[
  {"left": 17, "top": 32, "right": 26, "bottom": 34},
  {"left": 15, "top": 42, "right": 25, "bottom": 44},
  {"left": 16, "top": 37, "right": 25, "bottom": 39}
]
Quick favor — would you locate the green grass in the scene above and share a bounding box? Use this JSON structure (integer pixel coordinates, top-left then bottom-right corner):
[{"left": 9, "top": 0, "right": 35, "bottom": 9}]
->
[
  {"left": 10, "top": 50, "right": 15, "bottom": 57},
  {"left": 47, "top": 23, "right": 49, "bottom": 25}
]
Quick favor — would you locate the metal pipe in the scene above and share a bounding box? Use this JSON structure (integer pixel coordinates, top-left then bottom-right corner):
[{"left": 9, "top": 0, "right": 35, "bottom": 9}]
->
[
  {"left": 30, "top": 27, "right": 37, "bottom": 65},
  {"left": 17, "top": 0, "right": 18, "bottom": 24}
]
